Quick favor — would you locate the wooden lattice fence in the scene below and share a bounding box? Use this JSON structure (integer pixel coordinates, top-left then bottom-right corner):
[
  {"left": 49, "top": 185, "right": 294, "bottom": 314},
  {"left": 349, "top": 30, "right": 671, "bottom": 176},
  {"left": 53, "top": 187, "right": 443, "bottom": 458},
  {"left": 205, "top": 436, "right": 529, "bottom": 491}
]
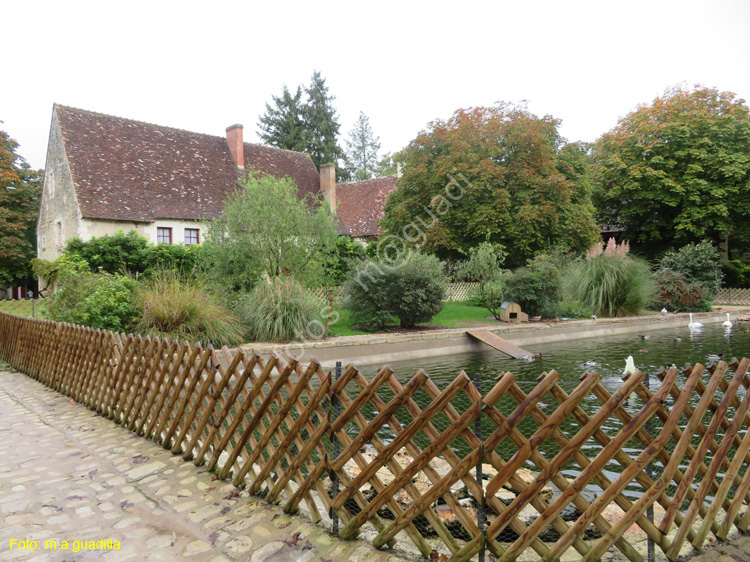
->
[
  {"left": 2, "top": 310, "right": 750, "bottom": 561},
  {"left": 715, "top": 288, "right": 750, "bottom": 306},
  {"left": 308, "top": 283, "right": 478, "bottom": 305}
]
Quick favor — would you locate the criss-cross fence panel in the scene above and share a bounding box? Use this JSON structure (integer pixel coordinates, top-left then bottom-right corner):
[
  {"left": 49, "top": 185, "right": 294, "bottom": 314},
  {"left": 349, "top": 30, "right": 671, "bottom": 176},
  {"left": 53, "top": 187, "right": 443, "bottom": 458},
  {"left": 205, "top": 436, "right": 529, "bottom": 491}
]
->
[
  {"left": 5, "top": 310, "right": 750, "bottom": 562},
  {"left": 715, "top": 288, "right": 750, "bottom": 305}
]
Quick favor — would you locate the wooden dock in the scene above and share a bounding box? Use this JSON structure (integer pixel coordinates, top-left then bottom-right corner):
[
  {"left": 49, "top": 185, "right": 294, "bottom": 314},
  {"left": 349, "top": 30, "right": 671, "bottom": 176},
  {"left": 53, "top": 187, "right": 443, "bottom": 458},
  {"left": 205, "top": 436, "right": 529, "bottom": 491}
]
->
[{"left": 466, "top": 329, "right": 535, "bottom": 359}]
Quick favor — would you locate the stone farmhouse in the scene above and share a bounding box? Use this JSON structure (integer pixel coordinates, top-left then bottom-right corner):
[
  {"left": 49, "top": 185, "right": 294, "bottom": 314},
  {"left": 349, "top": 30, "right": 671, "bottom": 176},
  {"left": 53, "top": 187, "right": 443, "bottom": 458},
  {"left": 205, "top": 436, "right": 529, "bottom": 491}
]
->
[{"left": 37, "top": 104, "right": 398, "bottom": 262}]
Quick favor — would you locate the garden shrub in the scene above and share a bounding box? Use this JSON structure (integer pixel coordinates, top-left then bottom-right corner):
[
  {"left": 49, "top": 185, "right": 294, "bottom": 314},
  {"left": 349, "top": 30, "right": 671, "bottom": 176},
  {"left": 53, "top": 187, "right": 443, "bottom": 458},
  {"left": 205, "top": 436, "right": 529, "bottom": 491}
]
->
[
  {"left": 504, "top": 255, "right": 562, "bottom": 318},
  {"left": 235, "top": 277, "right": 326, "bottom": 343},
  {"left": 658, "top": 240, "right": 723, "bottom": 299},
  {"left": 141, "top": 243, "right": 201, "bottom": 276},
  {"left": 564, "top": 238, "right": 653, "bottom": 317},
  {"left": 651, "top": 269, "right": 711, "bottom": 312},
  {"left": 559, "top": 299, "right": 593, "bottom": 319},
  {"left": 345, "top": 253, "right": 447, "bottom": 330},
  {"left": 49, "top": 269, "right": 139, "bottom": 332},
  {"left": 134, "top": 270, "right": 245, "bottom": 346},
  {"left": 326, "top": 236, "right": 366, "bottom": 285},
  {"left": 64, "top": 230, "right": 150, "bottom": 274}
]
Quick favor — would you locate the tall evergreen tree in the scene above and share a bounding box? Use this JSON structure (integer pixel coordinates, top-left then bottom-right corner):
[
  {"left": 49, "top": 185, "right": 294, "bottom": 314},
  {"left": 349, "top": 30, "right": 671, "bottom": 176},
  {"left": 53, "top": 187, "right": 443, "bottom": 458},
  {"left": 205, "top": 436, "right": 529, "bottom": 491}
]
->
[
  {"left": 257, "top": 85, "right": 307, "bottom": 152},
  {"left": 345, "top": 111, "right": 381, "bottom": 181},
  {"left": 257, "top": 71, "right": 347, "bottom": 177},
  {"left": 303, "top": 71, "right": 346, "bottom": 171}
]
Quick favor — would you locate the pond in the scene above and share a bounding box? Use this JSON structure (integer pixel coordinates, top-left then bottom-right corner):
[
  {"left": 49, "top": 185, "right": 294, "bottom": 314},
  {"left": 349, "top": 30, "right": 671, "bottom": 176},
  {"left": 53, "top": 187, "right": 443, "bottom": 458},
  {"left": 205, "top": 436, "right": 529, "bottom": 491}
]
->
[{"left": 350, "top": 320, "right": 750, "bottom": 500}]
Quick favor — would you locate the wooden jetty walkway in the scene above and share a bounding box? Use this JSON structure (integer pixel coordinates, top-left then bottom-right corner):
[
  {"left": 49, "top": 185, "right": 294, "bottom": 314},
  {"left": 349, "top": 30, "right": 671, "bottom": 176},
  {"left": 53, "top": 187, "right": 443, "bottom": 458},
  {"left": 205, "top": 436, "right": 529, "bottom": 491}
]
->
[{"left": 466, "top": 329, "right": 535, "bottom": 359}]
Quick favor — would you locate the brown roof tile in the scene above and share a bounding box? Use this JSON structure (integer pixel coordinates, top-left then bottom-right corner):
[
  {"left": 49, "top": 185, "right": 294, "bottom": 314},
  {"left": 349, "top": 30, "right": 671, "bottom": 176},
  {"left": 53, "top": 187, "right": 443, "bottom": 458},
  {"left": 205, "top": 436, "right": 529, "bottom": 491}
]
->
[
  {"left": 54, "top": 105, "right": 320, "bottom": 222},
  {"left": 335, "top": 175, "right": 399, "bottom": 237}
]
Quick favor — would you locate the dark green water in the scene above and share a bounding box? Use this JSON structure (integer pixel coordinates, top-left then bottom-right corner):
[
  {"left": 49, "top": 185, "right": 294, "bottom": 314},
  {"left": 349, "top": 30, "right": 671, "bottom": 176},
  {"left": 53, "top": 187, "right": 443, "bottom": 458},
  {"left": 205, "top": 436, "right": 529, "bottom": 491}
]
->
[
  {"left": 349, "top": 321, "right": 750, "bottom": 499},
  {"left": 359, "top": 321, "right": 747, "bottom": 392}
]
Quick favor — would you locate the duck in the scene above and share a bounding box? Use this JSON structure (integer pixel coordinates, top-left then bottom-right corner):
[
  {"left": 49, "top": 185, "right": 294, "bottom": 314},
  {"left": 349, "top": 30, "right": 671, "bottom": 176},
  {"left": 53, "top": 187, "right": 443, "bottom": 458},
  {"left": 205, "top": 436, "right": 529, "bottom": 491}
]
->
[
  {"left": 723, "top": 313, "right": 733, "bottom": 328},
  {"left": 707, "top": 353, "right": 723, "bottom": 362},
  {"left": 688, "top": 313, "right": 703, "bottom": 330},
  {"left": 674, "top": 336, "right": 682, "bottom": 343},
  {"left": 623, "top": 355, "right": 637, "bottom": 376},
  {"left": 639, "top": 348, "right": 648, "bottom": 353},
  {"left": 584, "top": 360, "right": 599, "bottom": 367},
  {"left": 661, "top": 308, "right": 668, "bottom": 314},
  {"left": 639, "top": 334, "right": 651, "bottom": 340}
]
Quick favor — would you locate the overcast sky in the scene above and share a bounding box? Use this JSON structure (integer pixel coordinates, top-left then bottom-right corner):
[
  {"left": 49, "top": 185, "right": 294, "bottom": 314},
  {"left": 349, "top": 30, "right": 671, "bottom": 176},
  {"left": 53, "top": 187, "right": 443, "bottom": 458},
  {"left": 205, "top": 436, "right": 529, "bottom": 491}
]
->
[{"left": 3, "top": 0, "right": 749, "bottom": 171}]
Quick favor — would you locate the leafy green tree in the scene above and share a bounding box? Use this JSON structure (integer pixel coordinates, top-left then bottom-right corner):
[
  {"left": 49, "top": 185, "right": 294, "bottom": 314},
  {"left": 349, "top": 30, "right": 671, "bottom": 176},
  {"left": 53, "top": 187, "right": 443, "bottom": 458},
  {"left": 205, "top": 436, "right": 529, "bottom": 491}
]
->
[
  {"left": 345, "top": 111, "right": 381, "bottom": 181},
  {"left": 374, "top": 152, "right": 400, "bottom": 176},
  {"left": 202, "top": 172, "right": 339, "bottom": 292},
  {"left": 380, "top": 104, "right": 600, "bottom": 267},
  {"left": 257, "top": 85, "right": 307, "bottom": 153},
  {"left": 595, "top": 86, "right": 750, "bottom": 260},
  {"left": 0, "top": 125, "right": 43, "bottom": 286},
  {"left": 459, "top": 241, "right": 506, "bottom": 319}
]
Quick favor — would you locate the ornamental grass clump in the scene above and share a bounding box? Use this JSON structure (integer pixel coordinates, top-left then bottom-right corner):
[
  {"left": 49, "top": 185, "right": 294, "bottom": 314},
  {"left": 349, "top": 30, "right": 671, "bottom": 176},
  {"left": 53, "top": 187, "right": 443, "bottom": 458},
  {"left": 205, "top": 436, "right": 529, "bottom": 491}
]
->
[
  {"left": 236, "top": 277, "right": 326, "bottom": 343},
  {"left": 564, "top": 238, "right": 653, "bottom": 317},
  {"left": 134, "top": 270, "right": 245, "bottom": 346}
]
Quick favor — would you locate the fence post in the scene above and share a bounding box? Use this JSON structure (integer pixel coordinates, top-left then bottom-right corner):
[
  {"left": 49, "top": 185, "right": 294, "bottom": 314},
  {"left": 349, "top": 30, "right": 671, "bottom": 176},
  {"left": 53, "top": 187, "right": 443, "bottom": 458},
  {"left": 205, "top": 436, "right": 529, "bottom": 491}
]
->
[
  {"left": 645, "top": 371, "right": 655, "bottom": 562},
  {"left": 474, "top": 372, "right": 485, "bottom": 562},
  {"left": 331, "top": 361, "right": 342, "bottom": 535}
]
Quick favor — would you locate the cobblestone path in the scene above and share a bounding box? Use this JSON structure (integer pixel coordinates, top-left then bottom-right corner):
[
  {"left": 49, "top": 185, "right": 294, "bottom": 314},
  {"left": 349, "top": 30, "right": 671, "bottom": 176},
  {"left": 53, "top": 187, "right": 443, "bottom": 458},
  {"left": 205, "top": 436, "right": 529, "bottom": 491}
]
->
[{"left": 0, "top": 368, "right": 414, "bottom": 562}]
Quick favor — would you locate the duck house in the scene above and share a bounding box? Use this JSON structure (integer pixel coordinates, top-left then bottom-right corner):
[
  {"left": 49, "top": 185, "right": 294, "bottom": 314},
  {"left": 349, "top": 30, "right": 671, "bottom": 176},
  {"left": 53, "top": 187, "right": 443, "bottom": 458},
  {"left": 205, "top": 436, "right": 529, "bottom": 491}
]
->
[{"left": 500, "top": 301, "right": 528, "bottom": 323}]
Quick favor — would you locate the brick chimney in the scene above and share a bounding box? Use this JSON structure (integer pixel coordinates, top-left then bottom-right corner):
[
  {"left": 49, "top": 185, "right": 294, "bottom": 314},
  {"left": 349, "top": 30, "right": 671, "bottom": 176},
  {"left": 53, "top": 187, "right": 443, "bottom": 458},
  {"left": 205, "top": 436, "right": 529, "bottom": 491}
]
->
[
  {"left": 320, "top": 163, "right": 336, "bottom": 212},
  {"left": 226, "top": 124, "right": 244, "bottom": 169}
]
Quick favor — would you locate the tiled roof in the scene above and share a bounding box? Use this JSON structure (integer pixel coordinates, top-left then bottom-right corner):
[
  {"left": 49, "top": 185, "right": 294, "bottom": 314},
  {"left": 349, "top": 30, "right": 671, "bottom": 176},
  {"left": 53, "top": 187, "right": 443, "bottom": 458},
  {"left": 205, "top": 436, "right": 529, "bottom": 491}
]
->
[
  {"left": 335, "top": 175, "right": 399, "bottom": 237},
  {"left": 54, "top": 105, "right": 320, "bottom": 222}
]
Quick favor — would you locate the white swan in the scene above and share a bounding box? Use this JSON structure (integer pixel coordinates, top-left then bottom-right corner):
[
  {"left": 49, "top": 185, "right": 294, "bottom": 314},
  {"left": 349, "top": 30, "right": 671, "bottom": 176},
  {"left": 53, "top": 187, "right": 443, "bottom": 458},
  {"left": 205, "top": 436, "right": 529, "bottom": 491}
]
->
[
  {"left": 688, "top": 313, "right": 703, "bottom": 329},
  {"left": 723, "top": 313, "right": 733, "bottom": 328},
  {"left": 623, "top": 355, "right": 636, "bottom": 376}
]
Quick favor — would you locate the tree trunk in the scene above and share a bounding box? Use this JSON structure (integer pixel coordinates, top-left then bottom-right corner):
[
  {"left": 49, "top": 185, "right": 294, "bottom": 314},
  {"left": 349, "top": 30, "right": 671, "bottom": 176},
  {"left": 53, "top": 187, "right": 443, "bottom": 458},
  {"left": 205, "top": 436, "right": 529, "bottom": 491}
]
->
[{"left": 719, "top": 234, "right": 730, "bottom": 265}]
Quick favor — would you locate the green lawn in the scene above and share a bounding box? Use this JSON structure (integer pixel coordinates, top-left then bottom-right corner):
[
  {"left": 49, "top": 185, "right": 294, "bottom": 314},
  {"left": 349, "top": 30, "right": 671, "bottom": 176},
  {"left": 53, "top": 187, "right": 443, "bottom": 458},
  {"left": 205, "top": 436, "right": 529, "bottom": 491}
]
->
[
  {"left": 328, "top": 301, "right": 494, "bottom": 337},
  {"left": 0, "top": 298, "right": 50, "bottom": 319}
]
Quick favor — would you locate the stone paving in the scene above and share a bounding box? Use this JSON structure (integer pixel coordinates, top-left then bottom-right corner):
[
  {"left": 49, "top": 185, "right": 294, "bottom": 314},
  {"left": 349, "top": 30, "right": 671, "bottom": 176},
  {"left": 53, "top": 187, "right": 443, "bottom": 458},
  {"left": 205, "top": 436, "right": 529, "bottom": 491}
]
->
[
  {"left": 0, "top": 368, "right": 415, "bottom": 562},
  {"left": 2, "top": 366, "right": 750, "bottom": 562}
]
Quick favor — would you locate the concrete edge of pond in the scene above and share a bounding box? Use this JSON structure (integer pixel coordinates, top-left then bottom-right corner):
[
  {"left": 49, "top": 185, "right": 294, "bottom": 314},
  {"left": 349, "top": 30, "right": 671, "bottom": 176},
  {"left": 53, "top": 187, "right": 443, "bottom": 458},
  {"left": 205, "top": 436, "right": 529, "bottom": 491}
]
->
[{"left": 240, "top": 308, "right": 750, "bottom": 369}]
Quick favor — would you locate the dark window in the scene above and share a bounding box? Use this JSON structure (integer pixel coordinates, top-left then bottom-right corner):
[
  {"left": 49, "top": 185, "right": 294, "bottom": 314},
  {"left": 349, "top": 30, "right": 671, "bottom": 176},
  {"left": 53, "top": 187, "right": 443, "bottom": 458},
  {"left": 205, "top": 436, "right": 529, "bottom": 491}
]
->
[
  {"left": 157, "top": 227, "right": 172, "bottom": 244},
  {"left": 184, "top": 228, "right": 200, "bottom": 246}
]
